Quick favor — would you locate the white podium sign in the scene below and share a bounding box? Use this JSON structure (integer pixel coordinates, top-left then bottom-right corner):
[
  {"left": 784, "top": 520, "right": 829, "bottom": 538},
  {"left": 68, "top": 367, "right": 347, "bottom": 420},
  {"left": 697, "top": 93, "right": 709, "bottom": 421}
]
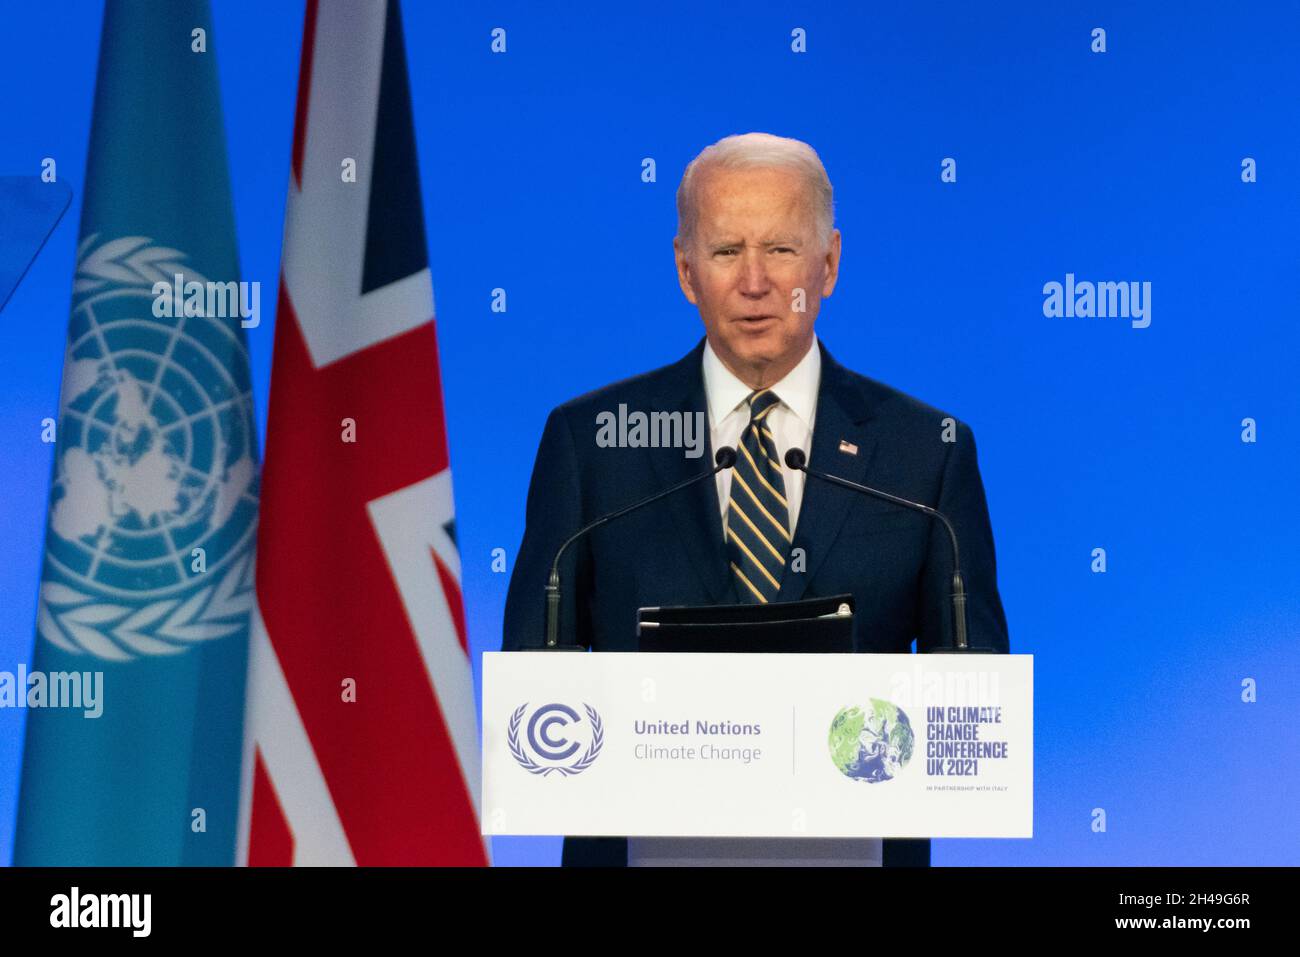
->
[{"left": 482, "top": 652, "right": 1032, "bottom": 838}]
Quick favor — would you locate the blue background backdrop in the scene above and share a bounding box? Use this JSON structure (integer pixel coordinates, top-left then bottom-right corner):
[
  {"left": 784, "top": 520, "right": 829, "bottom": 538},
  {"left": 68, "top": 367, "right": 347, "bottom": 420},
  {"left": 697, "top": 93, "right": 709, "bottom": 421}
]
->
[{"left": 2, "top": 0, "right": 1296, "bottom": 866}]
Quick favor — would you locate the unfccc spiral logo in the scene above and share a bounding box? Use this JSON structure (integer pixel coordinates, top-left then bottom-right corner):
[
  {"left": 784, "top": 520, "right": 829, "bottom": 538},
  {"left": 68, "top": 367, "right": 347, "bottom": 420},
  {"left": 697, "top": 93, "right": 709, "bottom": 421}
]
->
[{"left": 508, "top": 702, "right": 604, "bottom": 777}]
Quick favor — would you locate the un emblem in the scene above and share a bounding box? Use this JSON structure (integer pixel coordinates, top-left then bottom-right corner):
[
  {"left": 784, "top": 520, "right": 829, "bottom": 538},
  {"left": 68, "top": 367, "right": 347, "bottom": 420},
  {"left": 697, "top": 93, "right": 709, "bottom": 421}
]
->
[
  {"left": 36, "top": 235, "right": 258, "bottom": 661},
  {"left": 508, "top": 702, "right": 604, "bottom": 777}
]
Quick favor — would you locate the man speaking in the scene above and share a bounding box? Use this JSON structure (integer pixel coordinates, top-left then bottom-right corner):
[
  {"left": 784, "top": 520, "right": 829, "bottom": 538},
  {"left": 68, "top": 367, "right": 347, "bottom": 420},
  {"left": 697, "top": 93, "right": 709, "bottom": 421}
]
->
[{"left": 502, "top": 132, "right": 1010, "bottom": 867}]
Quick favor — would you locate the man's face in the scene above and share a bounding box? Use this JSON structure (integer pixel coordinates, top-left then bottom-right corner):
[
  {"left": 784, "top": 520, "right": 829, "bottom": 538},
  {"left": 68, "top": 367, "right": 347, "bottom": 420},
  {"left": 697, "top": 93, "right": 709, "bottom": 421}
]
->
[{"left": 674, "top": 164, "right": 841, "bottom": 388}]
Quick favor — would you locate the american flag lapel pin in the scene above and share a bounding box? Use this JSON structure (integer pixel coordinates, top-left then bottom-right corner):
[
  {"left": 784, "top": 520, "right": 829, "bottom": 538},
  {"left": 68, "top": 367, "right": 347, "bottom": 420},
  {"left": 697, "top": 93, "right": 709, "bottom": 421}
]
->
[{"left": 838, "top": 439, "right": 859, "bottom": 456}]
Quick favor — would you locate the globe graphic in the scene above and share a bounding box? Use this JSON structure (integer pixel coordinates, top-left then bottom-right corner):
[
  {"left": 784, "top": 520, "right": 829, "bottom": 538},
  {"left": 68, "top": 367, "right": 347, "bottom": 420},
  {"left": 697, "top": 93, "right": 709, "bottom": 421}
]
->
[
  {"left": 45, "top": 284, "right": 257, "bottom": 601},
  {"left": 828, "top": 699, "right": 915, "bottom": 782}
]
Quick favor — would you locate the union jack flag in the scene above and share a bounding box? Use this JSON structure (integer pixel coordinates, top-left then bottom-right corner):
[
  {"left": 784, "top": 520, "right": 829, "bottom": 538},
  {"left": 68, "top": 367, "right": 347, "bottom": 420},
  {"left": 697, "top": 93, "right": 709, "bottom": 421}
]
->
[{"left": 235, "top": 0, "right": 486, "bottom": 866}]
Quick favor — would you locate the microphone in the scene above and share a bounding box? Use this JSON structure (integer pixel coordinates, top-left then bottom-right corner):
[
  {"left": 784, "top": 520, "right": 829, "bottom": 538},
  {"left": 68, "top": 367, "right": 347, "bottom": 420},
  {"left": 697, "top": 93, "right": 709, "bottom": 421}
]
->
[
  {"left": 540, "top": 446, "right": 739, "bottom": 649},
  {"left": 783, "top": 447, "right": 977, "bottom": 653}
]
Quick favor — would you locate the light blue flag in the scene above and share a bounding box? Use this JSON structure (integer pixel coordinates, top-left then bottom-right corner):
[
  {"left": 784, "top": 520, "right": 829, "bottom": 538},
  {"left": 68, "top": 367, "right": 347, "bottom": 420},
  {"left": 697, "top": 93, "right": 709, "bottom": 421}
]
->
[{"left": 14, "top": 0, "right": 258, "bottom": 864}]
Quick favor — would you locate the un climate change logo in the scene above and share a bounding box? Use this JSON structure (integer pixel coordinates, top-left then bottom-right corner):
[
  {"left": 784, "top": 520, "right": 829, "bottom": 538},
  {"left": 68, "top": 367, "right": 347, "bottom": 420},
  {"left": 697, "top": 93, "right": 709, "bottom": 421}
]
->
[
  {"left": 829, "top": 699, "right": 915, "bottom": 783},
  {"left": 37, "top": 235, "right": 258, "bottom": 661},
  {"left": 509, "top": 702, "right": 604, "bottom": 777}
]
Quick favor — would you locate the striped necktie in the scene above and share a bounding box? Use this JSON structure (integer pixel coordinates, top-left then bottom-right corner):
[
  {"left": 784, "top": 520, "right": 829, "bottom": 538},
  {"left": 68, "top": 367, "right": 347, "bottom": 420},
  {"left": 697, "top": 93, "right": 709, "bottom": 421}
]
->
[{"left": 727, "top": 388, "right": 792, "bottom": 603}]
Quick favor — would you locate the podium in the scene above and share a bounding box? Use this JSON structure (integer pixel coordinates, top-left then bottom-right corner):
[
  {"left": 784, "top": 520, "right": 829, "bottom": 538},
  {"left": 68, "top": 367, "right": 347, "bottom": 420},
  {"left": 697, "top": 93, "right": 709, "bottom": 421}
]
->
[{"left": 482, "top": 604, "right": 1032, "bottom": 849}]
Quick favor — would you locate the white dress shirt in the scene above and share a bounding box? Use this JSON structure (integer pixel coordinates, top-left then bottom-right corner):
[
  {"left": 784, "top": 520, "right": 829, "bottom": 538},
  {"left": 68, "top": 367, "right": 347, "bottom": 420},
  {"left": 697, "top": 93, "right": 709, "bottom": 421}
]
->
[
  {"left": 703, "top": 333, "right": 820, "bottom": 538},
  {"left": 626, "top": 334, "right": 884, "bottom": 868}
]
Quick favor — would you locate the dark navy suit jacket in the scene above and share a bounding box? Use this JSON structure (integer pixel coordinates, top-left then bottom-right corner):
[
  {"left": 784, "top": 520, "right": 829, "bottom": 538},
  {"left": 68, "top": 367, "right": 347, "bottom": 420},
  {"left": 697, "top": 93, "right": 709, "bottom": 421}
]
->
[{"left": 502, "top": 337, "right": 1010, "bottom": 867}]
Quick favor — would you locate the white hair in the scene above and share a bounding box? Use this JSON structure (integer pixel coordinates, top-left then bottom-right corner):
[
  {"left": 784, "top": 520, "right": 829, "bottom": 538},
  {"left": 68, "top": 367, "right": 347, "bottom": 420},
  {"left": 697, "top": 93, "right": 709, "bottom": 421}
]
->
[{"left": 675, "top": 132, "right": 835, "bottom": 250}]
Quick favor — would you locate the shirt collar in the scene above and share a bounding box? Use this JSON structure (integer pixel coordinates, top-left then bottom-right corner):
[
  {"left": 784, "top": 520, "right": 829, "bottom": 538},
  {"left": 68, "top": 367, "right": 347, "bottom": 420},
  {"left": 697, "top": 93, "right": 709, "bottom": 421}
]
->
[{"left": 702, "top": 333, "right": 821, "bottom": 429}]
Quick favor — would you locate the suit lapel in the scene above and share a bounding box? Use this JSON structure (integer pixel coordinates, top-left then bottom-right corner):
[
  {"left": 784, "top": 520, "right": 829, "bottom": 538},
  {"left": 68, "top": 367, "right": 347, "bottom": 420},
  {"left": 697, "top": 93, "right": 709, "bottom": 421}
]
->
[
  {"left": 778, "top": 341, "right": 877, "bottom": 602},
  {"left": 646, "top": 338, "right": 734, "bottom": 603}
]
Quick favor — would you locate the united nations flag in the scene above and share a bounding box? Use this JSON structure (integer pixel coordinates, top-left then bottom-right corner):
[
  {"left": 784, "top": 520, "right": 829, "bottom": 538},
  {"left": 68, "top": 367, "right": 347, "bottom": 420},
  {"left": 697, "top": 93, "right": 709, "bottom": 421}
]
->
[{"left": 14, "top": 0, "right": 258, "bottom": 864}]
